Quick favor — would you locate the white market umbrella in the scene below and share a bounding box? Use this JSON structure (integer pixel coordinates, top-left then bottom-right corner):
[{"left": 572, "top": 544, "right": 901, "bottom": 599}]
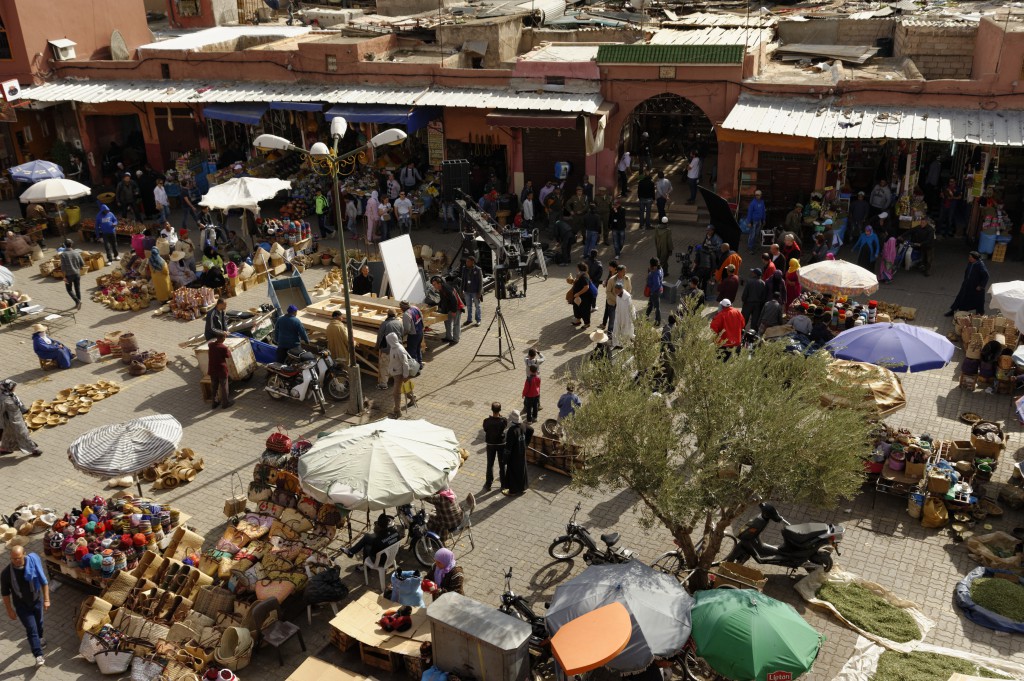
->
[
  {"left": 199, "top": 176, "right": 291, "bottom": 210},
  {"left": 990, "top": 280, "right": 1024, "bottom": 330},
  {"left": 0, "top": 265, "right": 13, "bottom": 289},
  {"left": 19, "top": 178, "right": 91, "bottom": 204},
  {"left": 298, "top": 418, "right": 463, "bottom": 511},
  {"left": 200, "top": 177, "right": 291, "bottom": 245},
  {"left": 68, "top": 414, "right": 182, "bottom": 480},
  {"left": 798, "top": 259, "right": 879, "bottom": 296}
]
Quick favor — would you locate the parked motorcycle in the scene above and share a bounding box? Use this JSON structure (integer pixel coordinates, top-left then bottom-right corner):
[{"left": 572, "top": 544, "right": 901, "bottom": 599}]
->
[
  {"left": 497, "top": 567, "right": 550, "bottom": 668},
  {"left": 264, "top": 348, "right": 348, "bottom": 414},
  {"left": 548, "top": 502, "right": 635, "bottom": 565},
  {"left": 724, "top": 502, "right": 842, "bottom": 572},
  {"left": 397, "top": 504, "right": 442, "bottom": 567}
]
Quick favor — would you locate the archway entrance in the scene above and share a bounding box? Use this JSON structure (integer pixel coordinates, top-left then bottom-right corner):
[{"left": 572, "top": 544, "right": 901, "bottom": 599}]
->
[{"left": 622, "top": 93, "right": 718, "bottom": 179}]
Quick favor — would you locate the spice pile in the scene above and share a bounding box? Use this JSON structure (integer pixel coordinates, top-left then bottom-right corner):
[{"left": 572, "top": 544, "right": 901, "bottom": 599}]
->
[
  {"left": 970, "top": 577, "right": 1024, "bottom": 622},
  {"left": 816, "top": 582, "right": 921, "bottom": 643},
  {"left": 872, "top": 650, "right": 1009, "bottom": 681}
]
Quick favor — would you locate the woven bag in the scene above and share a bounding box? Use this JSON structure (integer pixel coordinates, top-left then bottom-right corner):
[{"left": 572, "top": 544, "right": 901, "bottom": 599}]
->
[
  {"left": 167, "top": 621, "right": 200, "bottom": 644},
  {"left": 223, "top": 472, "right": 247, "bottom": 518},
  {"left": 214, "top": 627, "right": 254, "bottom": 672},
  {"left": 131, "top": 654, "right": 165, "bottom": 681},
  {"left": 103, "top": 570, "right": 139, "bottom": 607},
  {"left": 79, "top": 632, "right": 106, "bottom": 663},
  {"left": 76, "top": 596, "right": 114, "bottom": 638},
  {"left": 95, "top": 648, "right": 134, "bottom": 675},
  {"left": 194, "top": 585, "right": 235, "bottom": 618}
]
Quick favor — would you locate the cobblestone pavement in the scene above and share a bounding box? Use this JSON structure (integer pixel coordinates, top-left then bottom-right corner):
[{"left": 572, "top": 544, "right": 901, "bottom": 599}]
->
[{"left": 0, "top": 199, "right": 1022, "bottom": 680}]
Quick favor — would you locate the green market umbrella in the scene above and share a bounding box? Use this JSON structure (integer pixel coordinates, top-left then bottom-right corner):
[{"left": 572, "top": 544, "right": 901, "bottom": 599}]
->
[{"left": 690, "top": 589, "right": 824, "bottom": 681}]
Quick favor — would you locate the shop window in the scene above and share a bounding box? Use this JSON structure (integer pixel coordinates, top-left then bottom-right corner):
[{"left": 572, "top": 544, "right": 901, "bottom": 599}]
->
[
  {"left": 177, "top": 0, "right": 201, "bottom": 16},
  {"left": 161, "top": 64, "right": 171, "bottom": 79},
  {"left": 0, "top": 16, "right": 11, "bottom": 61},
  {"left": 326, "top": 55, "right": 337, "bottom": 72},
  {"left": 545, "top": 75, "right": 565, "bottom": 86},
  {"left": 471, "top": 57, "right": 483, "bottom": 69}
]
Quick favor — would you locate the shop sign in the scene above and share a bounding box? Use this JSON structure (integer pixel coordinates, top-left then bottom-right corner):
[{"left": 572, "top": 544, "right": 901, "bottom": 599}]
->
[{"left": 427, "top": 119, "right": 444, "bottom": 165}]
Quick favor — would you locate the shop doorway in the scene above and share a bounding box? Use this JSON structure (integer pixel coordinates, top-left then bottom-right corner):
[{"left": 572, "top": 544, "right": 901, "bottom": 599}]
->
[
  {"left": 86, "top": 113, "right": 145, "bottom": 183},
  {"left": 622, "top": 93, "right": 718, "bottom": 178},
  {"left": 757, "top": 151, "right": 817, "bottom": 227},
  {"left": 521, "top": 126, "right": 586, "bottom": 195},
  {"left": 445, "top": 140, "right": 508, "bottom": 200},
  {"left": 154, "top": 107, "right": 202, "bottom": 170}
]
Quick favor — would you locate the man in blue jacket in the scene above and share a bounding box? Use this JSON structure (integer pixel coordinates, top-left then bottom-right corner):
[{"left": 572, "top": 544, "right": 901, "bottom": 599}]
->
[
  {"left": 94, "top": 204, "right": 120, "bottom": 262},
  {"left": 746, "top": 189, "right": 766, "bottom": 253},
  {"left": 274, "top": 304, "right": 309, "bottom": 362},
  {"left": 2, "top": 546, "right": 50, "bottom": 667}
]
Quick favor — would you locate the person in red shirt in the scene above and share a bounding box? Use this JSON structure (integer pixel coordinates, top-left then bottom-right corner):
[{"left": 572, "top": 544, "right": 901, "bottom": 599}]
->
[
  {"left": 760, "top": 253, "right": 777, "bottom": 283},
  {"left": 208, "top": 332, "right": 234, "bottom": 409},
  {"left": 710, "top": 299, "right": 746, "bottom": 361},
  {"left": 522, "top": 365, "right": 541, "bottom": 423}
]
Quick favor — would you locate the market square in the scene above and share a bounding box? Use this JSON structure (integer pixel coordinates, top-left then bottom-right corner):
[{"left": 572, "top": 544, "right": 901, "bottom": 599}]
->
[{"left": 0, "top": 1, "right": 1024, "bottom": 680}]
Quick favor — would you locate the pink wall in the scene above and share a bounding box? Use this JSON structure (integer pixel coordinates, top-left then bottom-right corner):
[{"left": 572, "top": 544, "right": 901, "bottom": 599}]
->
[{"left": 0, "top": 0, "right": 150, "bottom": 84}]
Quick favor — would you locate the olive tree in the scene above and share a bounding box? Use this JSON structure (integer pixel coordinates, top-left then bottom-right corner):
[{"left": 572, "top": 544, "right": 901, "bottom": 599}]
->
[{"left": 564, "top": 306, "right": 873, "bottom": 588}]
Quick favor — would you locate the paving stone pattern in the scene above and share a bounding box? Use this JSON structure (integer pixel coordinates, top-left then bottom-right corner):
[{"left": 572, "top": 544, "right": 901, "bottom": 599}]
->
[{"left": 0, "top": 198, "right": 1022, "bottom": 679}]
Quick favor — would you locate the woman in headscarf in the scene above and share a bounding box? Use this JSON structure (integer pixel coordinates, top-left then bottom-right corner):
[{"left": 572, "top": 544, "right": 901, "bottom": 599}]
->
[
  {"left": 365, "top": 191, "right": 380, "bottom": 243},
  {"left": 878, "top": 232, "right": 899, "bottom": 283},
  {"left": 852, "top": 225, "right": 879, "bottom": 270},
  {"left": 0, "top": 380, "right": 41, "bottom": 456},
  {"left": 430, "top": 548, "right": 464, "bottom": 598},
  {"left": 31, "top": 324, "right": 73, "bottom": 369},
  {"left": 149, "top": 246, "right": 172, "bottom": 302},
  {"left": 503, "top": 410, "right": 533, "bottom": 496},
  {"left": 386, "top": 332, "right": 416, "bottom": 419},
  {"left": 785, "top": 258, "right": 802, "bottom": 307}
]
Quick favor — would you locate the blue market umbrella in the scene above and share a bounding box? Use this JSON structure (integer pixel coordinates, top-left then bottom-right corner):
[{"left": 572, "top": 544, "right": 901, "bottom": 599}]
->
[
  {"left": 9, "top": 160, "right": 64, "bottom": 183},
  {"left": 825, "top": 322, "right": 954, "bottom": 373}
]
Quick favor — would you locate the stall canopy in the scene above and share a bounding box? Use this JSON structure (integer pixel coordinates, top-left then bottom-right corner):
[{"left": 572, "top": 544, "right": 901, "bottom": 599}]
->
[
  {"left": 485, "top": 111, "right": 579, "bottom": 129},
  {"left": 269, "top": 101, "right": 325, "bottom": 112},
  {"left": 203, "top": 103, "right": 269, "bottom": 125},
  {"left": 324, "top": 104, "right": 440, "bottom": 133}
]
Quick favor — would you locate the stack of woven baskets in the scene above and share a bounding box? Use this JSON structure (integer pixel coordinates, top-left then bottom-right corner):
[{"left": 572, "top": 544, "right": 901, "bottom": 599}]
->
[
  {"left": 144, "top": 448, "right": 205, "bottom": 490},
  {"left": 955, "top": 314, "right": 1019, "bottom": 392},
  {"left": 116, "top": 332, "right": 169, "bottom": 376}
]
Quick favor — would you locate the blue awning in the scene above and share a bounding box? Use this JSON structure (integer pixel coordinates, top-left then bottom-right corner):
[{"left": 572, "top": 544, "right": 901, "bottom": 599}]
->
[
  {"left": 203, "top": 103, "right": 269, "bottom": 125},
  {"left": 325, "top": 105, "right": 440, "bottom": 133},
  {"left": 269, "top": 102, "right": 325, "bottom": 112}
]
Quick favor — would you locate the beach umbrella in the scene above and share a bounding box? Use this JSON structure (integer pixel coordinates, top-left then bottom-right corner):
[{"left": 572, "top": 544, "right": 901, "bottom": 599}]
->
[
  {"left": 990, "top": 280, "right": 1024, "bottom": 331},
  {"left": 798, "top": 259, "right": 879, "bottom": 296},
  {"left": 68, "top": 415, "right": 182, "bottom": 480},
  {"left": 19, "top": 178, "right": 91, "bottom": 204},
  {"left": 824, "top": 360, "right": 906, "bottom": 416},
  {"left": 9, "top": 160, "right": 64, "bottom": 183},
  {"left": 297, "top": 418, "right": 462, "bottom": 510},
  {"left": 545, "top": 561, "right": 695, "bottom": 674},
  {"left": 550, "top": 602, "right": 632, "bottom": 676},
  {"left": 0, "top": 265, "right": 13, "bottom": 288},
  {"left": 690, "top": 589, "right": 824, "bottom": 681},
  {"left": 825, "top": 322, "right": 954, "bottom": 373}
]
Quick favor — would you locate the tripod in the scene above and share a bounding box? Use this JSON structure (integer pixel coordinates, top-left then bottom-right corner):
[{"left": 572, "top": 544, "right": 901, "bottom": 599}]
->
[{"left": 474, "top": 296, "right": 515, "bottom": 368}]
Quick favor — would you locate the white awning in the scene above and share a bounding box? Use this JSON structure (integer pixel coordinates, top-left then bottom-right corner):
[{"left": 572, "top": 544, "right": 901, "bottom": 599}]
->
[
  {"left": 721, "top": 94, "right": 1024, "bottom": 147},
  {"left": 22, "top": 79, "right": 604, "bottom": 113}
]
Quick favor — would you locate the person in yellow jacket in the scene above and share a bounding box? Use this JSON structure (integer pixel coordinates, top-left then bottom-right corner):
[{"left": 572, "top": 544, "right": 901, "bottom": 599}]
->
[{"left": 314, "top": 188, "right": 332, "bottom": 238}]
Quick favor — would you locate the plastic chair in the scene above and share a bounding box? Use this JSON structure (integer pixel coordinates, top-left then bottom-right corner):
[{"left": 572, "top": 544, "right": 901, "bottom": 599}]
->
[
  {"left": 245, "top": 597, "right": 306, "bottom": 666},
  {"left": 363, "top": 541, "right": 401, "bottom": 591},
  {"left": 450, "top": 493, "right": 476, "bottom": 550},
  {"left": 760, "top": 229, "right": 775, "bottom": 248},
  {"left": 303, "top": 562, "right": 342, "bottom": 625}
]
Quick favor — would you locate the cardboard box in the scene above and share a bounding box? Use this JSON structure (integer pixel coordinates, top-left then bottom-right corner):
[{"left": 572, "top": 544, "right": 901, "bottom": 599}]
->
[
  {"left": 949, "top": 440, "right": 975, "bottom": 462},
  {"left": 971, "top": 433, "right": 1004, "bottom": 458},
  {"left": 905, "top": 461, "right": 925, "bottom": 479},
  {"left": 927, "top": 469, "right": 951, "bottom": 495}
]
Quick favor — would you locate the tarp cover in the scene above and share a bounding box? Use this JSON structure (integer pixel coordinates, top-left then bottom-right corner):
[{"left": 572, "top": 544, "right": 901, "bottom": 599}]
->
[{"left": 955, "top": 567, "right": 1024, "bottom": 634}]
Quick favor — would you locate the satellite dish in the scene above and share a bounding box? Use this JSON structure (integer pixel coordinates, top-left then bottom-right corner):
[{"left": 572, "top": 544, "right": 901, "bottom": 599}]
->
[{"left": 110, "top": 30, "right": 130, "bottom": 61}]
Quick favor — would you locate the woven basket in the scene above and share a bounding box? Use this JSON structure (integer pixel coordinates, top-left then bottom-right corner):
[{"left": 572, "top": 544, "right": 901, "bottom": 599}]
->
[
  {"left": 102, "top": 570, "right": 139, "bottom": 607},
  {"left": 96, "top": 648, "right": 134, "bottom": 675},
  {"left": 194, "top": 585, "right": 235, "bottom": 618},
  {"left": 129, "top": 361, "right": 148, "bottom": 376},
  {"left": 145, "top": 354, "right": 168, "bottom": 371},
  {"left": 214, "top": 627, "right": 253, "bottom": 671}
]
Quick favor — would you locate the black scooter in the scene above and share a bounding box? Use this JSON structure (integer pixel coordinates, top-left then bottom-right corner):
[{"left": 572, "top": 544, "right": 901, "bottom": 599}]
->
[{"left": 724, "top": 502, "right": 842, "bottom": 572}]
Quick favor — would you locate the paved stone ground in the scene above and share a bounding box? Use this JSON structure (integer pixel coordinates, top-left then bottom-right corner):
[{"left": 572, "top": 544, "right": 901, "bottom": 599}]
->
[{"left": 0, "top": 198, "right": 1022, "bottom": 680}]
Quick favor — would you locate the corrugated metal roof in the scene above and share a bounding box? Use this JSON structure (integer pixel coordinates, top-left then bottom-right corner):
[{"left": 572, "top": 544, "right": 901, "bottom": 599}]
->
[
  {"left": 664, "top": 11, "right": 777, "bottom": 28},
  {"left": 22, "top": 80, "right": 604, "bottom": 113},
  {"left": 649, "top": 27, "right": 770, "bottom": 46},
  {"left": 139, "top": 26, "right": 311, "bottom": 52},
  {"left": 721, "top": 94, "right": 1024, "bottom": 146},
  {"left": 596, "top": 44, "right": 744, "bottom": 64}
]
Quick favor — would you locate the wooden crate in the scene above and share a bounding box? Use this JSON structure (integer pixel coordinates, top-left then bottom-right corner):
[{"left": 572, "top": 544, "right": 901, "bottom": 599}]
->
[
  {"left": 329, "top": 627, "right": 355, "bottom": 652},
  {"left": 359, "top": 642, "right": 399, "bottom": 672},
  {"left": 992, "top": 242, "right": 1008, "bottom": 263},
  {"left": 200, "top": 376, "right": 213, "bottom": 402},
  {"left": 526, "top": 433, "right": 584, "bottom": 477}
]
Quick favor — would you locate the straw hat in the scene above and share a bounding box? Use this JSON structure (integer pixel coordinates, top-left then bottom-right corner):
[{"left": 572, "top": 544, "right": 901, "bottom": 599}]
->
[
  {"left": 170, "top": 250, "right": 186, "bottom": 262},
  {"left": 0, "top": 525, "right": 16, "bottom": 543},
  {"left": 31, "top": 416, "right": 47, "bottom": 426},
  {"left": 589, "top": 329, "right": 609, "bottom": 344},
  {"left": 31, "top": 323, "right": 47, "bottom": 333}
]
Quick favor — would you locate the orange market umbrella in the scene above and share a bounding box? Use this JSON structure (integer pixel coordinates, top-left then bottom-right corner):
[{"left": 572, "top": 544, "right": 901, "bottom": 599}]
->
[{"left": 551, "top": 602, "right": 632, "bottom": 676}]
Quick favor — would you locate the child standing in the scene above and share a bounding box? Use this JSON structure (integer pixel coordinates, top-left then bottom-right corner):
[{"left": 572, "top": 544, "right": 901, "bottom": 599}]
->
[
  {"left": 524, "top": 347, "right": 545, "bottom": 377},
  {"left": 522, "top": 365, "right": 541, "bottom": 423}
]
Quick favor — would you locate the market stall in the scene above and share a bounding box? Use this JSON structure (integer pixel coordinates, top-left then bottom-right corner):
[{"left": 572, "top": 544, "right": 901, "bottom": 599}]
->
[
  {"left": 200, "top": 176, "right": 292, "bottom": 248},
  {"left": 18, "top": 178, "right": 91, "bottom": 239}
]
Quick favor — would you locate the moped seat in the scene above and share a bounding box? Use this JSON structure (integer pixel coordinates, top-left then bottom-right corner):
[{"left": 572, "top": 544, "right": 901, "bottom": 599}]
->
[
  {"left": 267, "top": 363, "right": 301, "bottom": 376},
  {"left": 782, "top": 522, "right": 831, "bottom": 548},
  {"left": 600, "top": 532, "right": 620, "bottom": 546}
]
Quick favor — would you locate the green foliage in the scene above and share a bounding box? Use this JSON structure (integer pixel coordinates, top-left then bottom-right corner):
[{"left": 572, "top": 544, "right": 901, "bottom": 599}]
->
[
  {"left": 872, "top": 651, "right": 1010, "bottom": 681},
  {"left": 564, "top": 307, "right": 873, "bottom": 581},
  {"left": 816, "top": 582, "right": 920, "bottom": 643}
]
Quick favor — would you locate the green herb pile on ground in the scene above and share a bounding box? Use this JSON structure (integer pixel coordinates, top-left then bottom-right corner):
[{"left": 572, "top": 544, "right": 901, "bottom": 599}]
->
[
  {"left": 970, "top": 577, "right": 1024, "bottom": 622},
  {"left": 817, "top": 581, "right": 921, "bottom": 643},
  {"left": 872, "top": 650, "right": 1010, "bottom": 681}
]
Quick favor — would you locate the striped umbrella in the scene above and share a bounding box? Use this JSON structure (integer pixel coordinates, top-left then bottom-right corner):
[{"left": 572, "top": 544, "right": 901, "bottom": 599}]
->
[{"left": 68, "top": 415, "right": 182, "bottom": 478}]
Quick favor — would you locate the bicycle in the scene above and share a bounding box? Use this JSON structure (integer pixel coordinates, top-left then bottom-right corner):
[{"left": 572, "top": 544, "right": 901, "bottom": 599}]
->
[{"left": 650, "top": 533, "right": 737, "bottom": 583}]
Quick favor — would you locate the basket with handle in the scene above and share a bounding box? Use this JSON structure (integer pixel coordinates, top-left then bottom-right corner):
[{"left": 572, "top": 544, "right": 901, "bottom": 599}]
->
[{"left": 95, "top": 645, "right": 134, "bottom": 675}]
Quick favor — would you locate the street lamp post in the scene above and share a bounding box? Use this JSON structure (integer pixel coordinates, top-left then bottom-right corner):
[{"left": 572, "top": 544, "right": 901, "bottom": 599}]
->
[{"left": 254, "top": 120, "right": 408, "bottom": 416}]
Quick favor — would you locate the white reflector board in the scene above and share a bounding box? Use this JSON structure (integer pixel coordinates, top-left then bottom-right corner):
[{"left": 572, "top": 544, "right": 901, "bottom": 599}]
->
[{"left": 378, "top": 233, "right": 426, "bottom": 304}]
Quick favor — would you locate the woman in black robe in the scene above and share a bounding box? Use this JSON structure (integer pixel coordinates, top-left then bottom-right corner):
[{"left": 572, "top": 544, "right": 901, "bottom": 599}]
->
[{"left": 503, "top": 410, "right": 533, "bottom": 496}]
